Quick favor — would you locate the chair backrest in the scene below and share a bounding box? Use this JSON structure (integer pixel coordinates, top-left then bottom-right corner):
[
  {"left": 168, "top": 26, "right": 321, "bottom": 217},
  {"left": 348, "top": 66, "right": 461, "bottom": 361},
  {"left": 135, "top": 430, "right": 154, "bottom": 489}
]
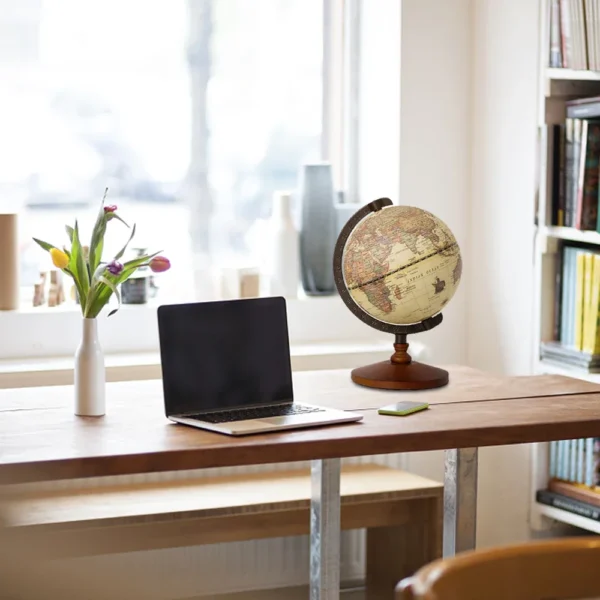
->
[{"left": 396, "top": 536, "right": 600, "bottom": 600}]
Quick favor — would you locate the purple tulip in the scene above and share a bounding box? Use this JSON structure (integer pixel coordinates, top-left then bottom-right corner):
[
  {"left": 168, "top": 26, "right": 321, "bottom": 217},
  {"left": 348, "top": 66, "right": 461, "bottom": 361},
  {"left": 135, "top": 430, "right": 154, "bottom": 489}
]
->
[
  {"left": 104, "top": 204, "right": 118, "bottom": 213},
  {"left": 106, "top": 260, "right": 123, "bottom": 276},
  {"left": 150, "top": 256, "right": 171, "bottom": 273}
]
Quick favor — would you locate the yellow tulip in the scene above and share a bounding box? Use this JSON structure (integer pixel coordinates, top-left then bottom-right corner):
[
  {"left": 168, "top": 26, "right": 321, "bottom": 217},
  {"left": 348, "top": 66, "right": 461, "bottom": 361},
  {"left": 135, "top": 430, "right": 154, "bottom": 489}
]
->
[{"left": 50, "top": 248, "right": 69, "bottom": 269}]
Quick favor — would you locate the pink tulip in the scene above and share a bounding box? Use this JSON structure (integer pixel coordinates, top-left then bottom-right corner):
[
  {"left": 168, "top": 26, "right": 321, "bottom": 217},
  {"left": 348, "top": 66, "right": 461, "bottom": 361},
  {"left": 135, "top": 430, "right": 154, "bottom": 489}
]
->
[
  {"left": 103, "top": 205, "right": 118, "bottom": 213},
  {"left": 150, "top": 256, "right": 171, "bottom": 273}
]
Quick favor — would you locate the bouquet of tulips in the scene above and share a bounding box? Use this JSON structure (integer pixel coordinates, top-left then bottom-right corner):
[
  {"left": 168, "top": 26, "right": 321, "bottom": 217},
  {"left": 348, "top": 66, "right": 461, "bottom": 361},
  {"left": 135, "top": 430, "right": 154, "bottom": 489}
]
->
[{"left": 33, "top": 190, "right": 170, "bottom": 318}]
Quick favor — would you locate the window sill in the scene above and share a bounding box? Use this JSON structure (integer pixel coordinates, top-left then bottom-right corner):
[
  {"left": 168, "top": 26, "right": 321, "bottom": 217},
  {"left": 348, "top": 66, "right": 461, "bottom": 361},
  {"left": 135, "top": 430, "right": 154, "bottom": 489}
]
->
[{"left": 0, "top": 339, "right": 426, "bottom": 389}]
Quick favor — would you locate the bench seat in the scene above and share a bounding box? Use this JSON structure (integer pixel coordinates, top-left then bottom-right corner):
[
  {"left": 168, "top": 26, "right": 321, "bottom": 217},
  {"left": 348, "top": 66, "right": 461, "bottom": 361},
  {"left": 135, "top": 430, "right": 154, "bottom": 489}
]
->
[{"left": 3, "top": 463, "right": 443, "bottom": 599}]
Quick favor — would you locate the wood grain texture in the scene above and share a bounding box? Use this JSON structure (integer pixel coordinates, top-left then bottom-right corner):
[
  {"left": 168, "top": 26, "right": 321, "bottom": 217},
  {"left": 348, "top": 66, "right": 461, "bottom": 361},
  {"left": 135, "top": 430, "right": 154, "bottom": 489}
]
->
[
  {"left": 5, "top": 464, "right": 442, "bottom": 528},
  {"left": 1, "top": 367, "right": 600, "bottom": 483},
  {"left": 3, "top": 464, "right": 442, "bottom": 566}
]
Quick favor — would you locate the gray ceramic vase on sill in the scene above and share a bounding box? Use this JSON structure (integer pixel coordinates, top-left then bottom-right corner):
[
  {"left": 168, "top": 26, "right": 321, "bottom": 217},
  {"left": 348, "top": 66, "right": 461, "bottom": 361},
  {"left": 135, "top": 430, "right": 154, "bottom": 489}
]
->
[{"left": 298, "top": 163, "right": 337, "bottom": 296}]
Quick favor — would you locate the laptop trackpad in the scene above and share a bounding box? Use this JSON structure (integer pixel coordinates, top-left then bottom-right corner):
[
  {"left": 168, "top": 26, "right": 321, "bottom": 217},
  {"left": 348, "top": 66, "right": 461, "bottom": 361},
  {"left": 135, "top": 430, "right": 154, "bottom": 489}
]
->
[{"left": 259, "top": 413, "right": 332, "bottom": 427}]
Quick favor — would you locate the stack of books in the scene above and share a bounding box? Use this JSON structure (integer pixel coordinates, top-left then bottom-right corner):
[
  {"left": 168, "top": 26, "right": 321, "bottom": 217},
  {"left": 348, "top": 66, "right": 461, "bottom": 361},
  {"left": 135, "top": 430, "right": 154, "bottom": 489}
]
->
[
  {"left": 541, "top": 244, "right": 600, "bottom": 365},
  {"left": 537, "top": 438, "right": 600, "bottom": 521},
  {"left": 548, "top": 97, "right": 600, "bottom": 230},
  {"left": 550, "top": 0, "right": 600, "bottom": 70}
]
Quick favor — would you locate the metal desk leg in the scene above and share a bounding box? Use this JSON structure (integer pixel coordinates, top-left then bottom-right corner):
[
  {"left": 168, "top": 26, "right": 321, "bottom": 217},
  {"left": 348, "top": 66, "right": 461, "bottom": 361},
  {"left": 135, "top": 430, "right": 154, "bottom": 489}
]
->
[
  {"left": 443, "top": 448, "right": 478, "bottom": 557},
  {"left": 310, "top": 458, "right": 341, "bottom": 600}
]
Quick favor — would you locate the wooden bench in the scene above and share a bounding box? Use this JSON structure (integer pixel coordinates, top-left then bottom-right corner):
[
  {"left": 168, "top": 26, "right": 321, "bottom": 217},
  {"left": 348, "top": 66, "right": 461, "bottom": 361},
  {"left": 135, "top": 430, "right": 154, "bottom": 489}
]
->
[{"left": 2, "top": 463, "right": 443, "bottom": 599}]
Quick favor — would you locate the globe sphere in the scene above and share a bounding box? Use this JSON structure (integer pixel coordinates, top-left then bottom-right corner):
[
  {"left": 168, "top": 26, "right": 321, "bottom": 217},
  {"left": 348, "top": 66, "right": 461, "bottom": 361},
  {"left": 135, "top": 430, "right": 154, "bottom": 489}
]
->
[{"left": 342, "top": 205, "right": 462, "bottom": 325}]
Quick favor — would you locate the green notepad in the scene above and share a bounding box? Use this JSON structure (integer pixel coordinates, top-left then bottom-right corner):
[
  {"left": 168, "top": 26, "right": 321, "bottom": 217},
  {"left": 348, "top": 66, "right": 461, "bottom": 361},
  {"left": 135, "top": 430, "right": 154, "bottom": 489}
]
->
[{"left": 378, "top": 401, "right": 429, "bottom": 416}]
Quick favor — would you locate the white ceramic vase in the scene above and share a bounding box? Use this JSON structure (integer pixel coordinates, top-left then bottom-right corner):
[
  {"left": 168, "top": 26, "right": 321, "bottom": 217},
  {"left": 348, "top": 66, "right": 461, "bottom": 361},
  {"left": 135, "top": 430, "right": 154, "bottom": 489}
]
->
[
  {"left": 74, "top": 318, "right": 105, "bottom": 416},
  {"left": 267, "top": 191, "right": 299, "bottom": 299}
]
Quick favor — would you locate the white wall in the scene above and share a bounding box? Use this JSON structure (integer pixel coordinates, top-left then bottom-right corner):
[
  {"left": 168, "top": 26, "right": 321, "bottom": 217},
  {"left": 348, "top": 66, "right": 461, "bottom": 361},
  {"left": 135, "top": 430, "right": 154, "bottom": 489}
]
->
[
  {"left": 400, "top": 0, "right": 541, "bottom": 549},
  {"left": 469, "top": 0, "right": 540, "bottom": 548}
]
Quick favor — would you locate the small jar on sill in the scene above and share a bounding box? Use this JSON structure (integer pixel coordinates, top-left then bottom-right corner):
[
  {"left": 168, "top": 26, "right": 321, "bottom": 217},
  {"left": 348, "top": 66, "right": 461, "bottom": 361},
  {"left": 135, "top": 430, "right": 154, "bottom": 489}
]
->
[{"left": 121, "top": 248, "right": 150, "bottom": 305}]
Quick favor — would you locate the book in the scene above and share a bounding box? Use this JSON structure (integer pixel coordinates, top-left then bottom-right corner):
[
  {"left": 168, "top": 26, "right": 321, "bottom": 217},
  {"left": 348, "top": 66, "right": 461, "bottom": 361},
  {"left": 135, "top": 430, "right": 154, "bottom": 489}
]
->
[
  {"left": 549, "top": 477, "right": 600, "bottom": 506},
  {"left": 564, "top": 119, "right": 575, "bottom": 227},
  {"left": 577, "top": 121, "right": 600, "bottom": 230},
  {"left": 575, "top": 250, "right": 586, "bottom": 349},
  {"left": 584, "top": 253, "right": 600, "bottom": 352},
  {"left": 586, "top": 437, "right": 595, "bottom": 485},
  {"left": 537, "top": 488, "right": 600, "bottom": 521},
  {"left": 551, "top": 0, "right": 564, "bottom": 66},
  {"left": 550, "top": 440, "right": 559, "bottom": 478},
  {"left": 561, "top": 0, "right": 574, "bottom": 67}
]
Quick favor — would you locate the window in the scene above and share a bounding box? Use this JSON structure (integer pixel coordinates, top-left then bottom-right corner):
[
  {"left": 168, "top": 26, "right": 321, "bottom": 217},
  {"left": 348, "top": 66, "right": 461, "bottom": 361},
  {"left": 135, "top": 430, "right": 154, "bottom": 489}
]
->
[
  {"left": 0, "top": 0, "right": 402, "bottom": 361},
  {"left": 2, "top": 0, "right": 325, "bottom": 305}
]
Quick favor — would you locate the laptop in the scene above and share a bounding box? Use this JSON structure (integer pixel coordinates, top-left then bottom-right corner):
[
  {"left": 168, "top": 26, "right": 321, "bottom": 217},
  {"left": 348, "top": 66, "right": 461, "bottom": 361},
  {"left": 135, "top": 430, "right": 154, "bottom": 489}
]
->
[{"left": 157, "top": 296, "right": 363, "bottom": 436}]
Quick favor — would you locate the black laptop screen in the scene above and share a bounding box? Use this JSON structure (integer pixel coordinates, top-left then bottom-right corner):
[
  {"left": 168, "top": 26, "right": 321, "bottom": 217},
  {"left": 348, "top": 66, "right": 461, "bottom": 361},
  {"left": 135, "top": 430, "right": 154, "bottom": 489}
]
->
[{"left": 157, "top": 297, "right": 294, "bottom": 416}]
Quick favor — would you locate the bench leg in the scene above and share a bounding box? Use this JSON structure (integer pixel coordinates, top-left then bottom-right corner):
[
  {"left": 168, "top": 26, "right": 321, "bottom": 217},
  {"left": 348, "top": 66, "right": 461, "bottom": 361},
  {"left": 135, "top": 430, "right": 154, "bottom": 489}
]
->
[
  {"left": 443, "top": 447, "right": 478, "bottom": 557},
  {"left": 365, "top": 497, "right": 442, "bottom": 600},
  {"left": 310, "top": 458, "right": 341, "bottom": 600}
]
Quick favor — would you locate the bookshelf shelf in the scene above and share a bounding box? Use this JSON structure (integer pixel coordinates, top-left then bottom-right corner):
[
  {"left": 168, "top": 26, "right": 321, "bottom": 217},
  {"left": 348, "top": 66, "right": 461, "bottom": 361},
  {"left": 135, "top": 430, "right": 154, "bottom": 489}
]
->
[
  {"left": 546, "top": 67, "right": 600, "bottom": 81},
  {"left": 541, "top": 226, "right": 600, "bottom": 245},
  {"left": 535, "top": 502, "right": 600, "bottom": 534}
]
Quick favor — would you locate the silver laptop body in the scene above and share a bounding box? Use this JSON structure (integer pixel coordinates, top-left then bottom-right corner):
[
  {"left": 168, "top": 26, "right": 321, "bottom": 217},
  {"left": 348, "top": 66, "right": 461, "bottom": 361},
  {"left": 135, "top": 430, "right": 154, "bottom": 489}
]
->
[{"left": 157, "top": 297, "right": 362, "bottom": 436}]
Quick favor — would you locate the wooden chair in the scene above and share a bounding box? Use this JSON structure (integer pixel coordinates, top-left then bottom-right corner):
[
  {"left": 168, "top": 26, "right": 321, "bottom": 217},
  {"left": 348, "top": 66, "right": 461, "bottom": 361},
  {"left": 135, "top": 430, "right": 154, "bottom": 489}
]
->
[{"left": 396, "top": 536, "right": 600, "bottom": 600}]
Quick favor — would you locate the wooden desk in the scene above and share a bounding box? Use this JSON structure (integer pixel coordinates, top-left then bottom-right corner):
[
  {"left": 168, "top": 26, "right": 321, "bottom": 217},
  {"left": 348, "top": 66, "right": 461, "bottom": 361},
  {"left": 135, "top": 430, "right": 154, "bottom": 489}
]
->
[{"left": 2, "top": 366, "right": 600, "bottom": 599}]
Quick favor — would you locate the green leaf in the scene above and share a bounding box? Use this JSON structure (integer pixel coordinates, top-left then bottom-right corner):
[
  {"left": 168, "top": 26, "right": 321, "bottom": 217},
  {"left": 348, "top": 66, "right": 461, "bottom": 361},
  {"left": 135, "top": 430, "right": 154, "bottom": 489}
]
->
[
  {"left": 122, "top": 251, "right": 161, "bottom": 272},
  {"left": 107, "top": 213, "right": 130, "bottom": 228},
  {"left": 114, "top": 223, "right": 136, "bottom": 261},
  {"left": 32, "top": 237, "right": 57, "bottom": 253},
  {"left": 65, "top": 225, "right": 74, "bottom": 242},
  {"left": 69, "top": 221, "right": 90, "bottom": 312},
  {"left": 98, "top": 275, "right": 121, "bottom": 316}
]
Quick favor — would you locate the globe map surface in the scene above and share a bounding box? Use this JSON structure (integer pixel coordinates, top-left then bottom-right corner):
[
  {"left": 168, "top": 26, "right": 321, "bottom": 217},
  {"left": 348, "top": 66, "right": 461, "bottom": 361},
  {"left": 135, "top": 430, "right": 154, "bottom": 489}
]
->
[{"left": 342, "top": 205, "right": 462, "bottom": 326}]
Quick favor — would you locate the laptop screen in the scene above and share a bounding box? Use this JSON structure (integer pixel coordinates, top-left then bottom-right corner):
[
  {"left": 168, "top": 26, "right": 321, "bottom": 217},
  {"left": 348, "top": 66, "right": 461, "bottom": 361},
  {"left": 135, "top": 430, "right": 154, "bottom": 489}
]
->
[{"left": 157, "top": 297, "right": 294, "bottom": 416}]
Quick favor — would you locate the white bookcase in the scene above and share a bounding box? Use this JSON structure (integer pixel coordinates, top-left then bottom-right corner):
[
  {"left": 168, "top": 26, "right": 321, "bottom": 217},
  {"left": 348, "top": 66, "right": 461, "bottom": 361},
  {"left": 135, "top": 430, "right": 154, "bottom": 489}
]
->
[{"left": 531, "top": 0, "right": 600, "bottom": 534}]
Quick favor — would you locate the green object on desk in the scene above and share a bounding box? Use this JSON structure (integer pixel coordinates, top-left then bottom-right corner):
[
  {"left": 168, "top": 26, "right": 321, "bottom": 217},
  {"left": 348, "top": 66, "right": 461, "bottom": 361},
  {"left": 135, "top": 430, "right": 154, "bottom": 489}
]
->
[{"left": 378, "top": 401, "right": 429, "bottom": 416}]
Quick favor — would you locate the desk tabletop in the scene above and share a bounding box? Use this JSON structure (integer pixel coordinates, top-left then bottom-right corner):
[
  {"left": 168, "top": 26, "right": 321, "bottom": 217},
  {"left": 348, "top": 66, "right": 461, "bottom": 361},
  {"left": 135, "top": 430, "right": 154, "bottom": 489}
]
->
[{"left": 2, "top": 366, "right": 600, "bottom": 483}]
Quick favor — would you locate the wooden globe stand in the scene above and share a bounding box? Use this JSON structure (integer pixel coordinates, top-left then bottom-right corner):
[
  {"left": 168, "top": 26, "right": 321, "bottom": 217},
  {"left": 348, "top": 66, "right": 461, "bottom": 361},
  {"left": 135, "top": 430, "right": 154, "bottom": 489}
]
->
[
  {"left": 333, "top": 197, "right": 450, "bottom": 391},
  {"left": 351, "top": 329, "right": 449, "bottom": 391}
]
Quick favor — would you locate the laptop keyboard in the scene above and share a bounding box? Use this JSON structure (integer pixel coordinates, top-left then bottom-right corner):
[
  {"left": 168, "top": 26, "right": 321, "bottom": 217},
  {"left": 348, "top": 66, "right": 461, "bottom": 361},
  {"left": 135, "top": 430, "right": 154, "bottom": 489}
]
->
[{"left": 186, "top": 404, "right": 325, "bottom": 424}]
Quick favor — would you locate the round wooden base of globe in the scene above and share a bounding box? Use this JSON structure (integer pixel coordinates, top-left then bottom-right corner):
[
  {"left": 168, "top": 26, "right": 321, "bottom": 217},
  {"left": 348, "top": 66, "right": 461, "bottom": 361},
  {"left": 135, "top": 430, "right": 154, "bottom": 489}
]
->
[{"left": 351, "top": 360, "right": 449, "bottom": 390}]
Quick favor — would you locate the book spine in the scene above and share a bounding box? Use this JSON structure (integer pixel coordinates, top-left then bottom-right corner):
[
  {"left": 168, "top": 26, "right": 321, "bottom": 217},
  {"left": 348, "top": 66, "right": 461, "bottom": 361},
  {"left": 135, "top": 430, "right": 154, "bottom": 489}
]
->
[
  {"left": 585, "top": 0, "right": 595, "bottom": 70},
  {"left": 558, "top": 440, "right": 565, "bottom": 478},
  {"left": 565, "top": 119, "right": 575, "bottom": 227},
  {"left": 580, "top": 122, "right": 600, "bottom": 230},
  {"left": 583, "top": 252, "right": 593, "bottom": 351},
  {"left": 569, "top": 248, "right": 578, "bottom": 348},
  {"left": 578, "top": 437, "right": 586, "bottom": 482},
  {"left": 570, "top": 438, "right": 578, "bottom": 480},
  {"left": 536, "top": 489, "right": 600, "bottom": 520},
  {"left": 576, "top": 119, "right": 589, "bottom": 229},
  {"left": 583, "top": 0, "right": 592, "bottom": 68},
  {"left": 561, "top": 247, "right": 572, "bottom": 345},
  {"left": 551, "top": 0, "right": 563, "bottom": 66},
  {"left": 575, "top": 251, "right": 586, "bottom": 350},
  {"left": 550, "top": 441, "right": 559, "bottom": 478},
  {"left": 554, "top": 245, "right": 564, "bottom": 341},
  {"left": 561, "top": 0, "right": 574, "bottom": 66},
  {"left": 551, "top": 125, "right": 560, "bottom": 226},
  {"left": 589, "top": 254, "right": 600, "bottom": 352},
  {"left": 586, "top": 437, "right": 595, "bottom": 485},
  {"left": 559, "top": 123, "right": 566, "bottom": 226}
]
